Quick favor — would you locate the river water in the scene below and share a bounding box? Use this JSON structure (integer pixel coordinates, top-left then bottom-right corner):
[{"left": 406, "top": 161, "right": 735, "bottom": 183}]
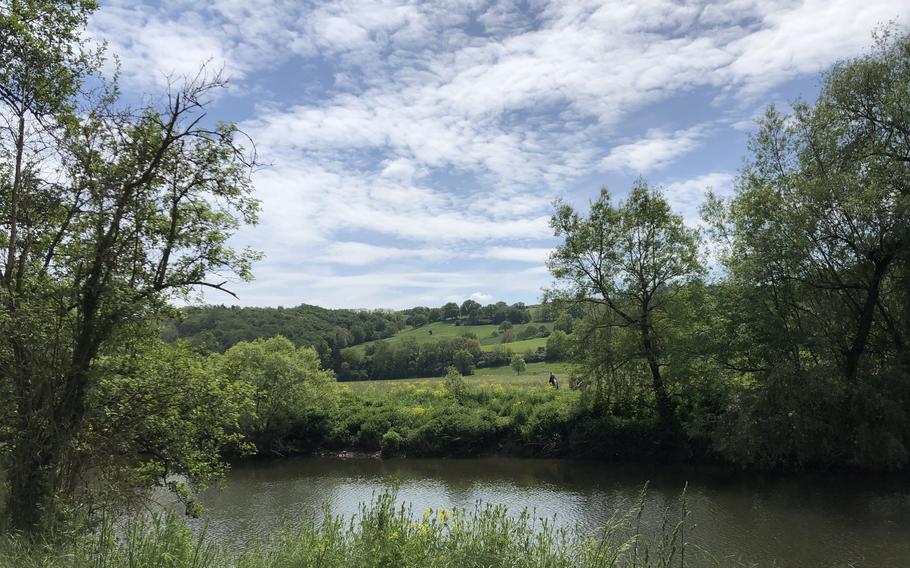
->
[{"left": 191, "top": 456, "right": 910, "bottom": 567}]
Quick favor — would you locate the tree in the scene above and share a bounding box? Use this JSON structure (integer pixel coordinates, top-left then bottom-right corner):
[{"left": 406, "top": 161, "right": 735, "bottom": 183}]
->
[
  {"left": 443, "top": 366, "right": 467, "bottom": 400},
  {"left": 546, "top": 330, "right": 571, "bottom": 361},
  {"left": 510, "top": 354, "right": 527, "bottom": 375},
  {"left": 548, "top": 181, "right": 702, "bottom": 429},
  {"left": 452, "top": 348, "right": 476, "bottom": 376},
  {"left": 409, "top": 313, "right": 429, "bottom": 327},
  {"left": 215, "top": 336, "right": 336, "bottom": 453},
  {"left": 699, "top": 30, "right": 910, "bottom": 467},
  {"left": 442, "top": 302, "right": 460, "bottom": 320},
  {"left": 498, "top": 320, "right": 513, "bottom": 332},
  {"left": 460, "top": 299, "right": 482, "bottom": 323},
  {"left": 84, "top": 335, "right": 254, "bottom": 516},
  {"left": 0, "top": 13, "right": 261, "bottom": 528},
  {"left": 554, "top": 313, "right": 574, "bottom": 334},
  {"left": 709, "top": 32, "right": 910, "bottom": 384}
]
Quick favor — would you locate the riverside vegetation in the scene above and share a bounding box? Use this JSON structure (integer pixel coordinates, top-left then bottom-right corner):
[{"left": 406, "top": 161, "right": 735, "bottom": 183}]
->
[
  {"left": 1, "top": 1, "right": 909, "bottom": 566},
  {"left": 0, "top": 490, "right": 705, "bottom": 568}
]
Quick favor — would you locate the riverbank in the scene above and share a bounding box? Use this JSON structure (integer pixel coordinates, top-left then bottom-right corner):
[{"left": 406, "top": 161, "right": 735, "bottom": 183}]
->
[
  {"left": 0, "top": 488, "right": 698, "bottom": 568},
  {"left": 256, "top": 377, "right": 707, "bottom": 464}
]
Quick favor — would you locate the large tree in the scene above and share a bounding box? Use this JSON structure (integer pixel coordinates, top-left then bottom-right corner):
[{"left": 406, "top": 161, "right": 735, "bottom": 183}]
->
[
  {"left": 0, "top": 4, "right": 261, "bottom": 530},
  {"left": 709, "top": 30, "right": 910, "bottom": 384},
  {"left": 548, "top": 182, "right": 702, "bottom": 428},
  {"left": 702, "top": 29, "right": 910, "bottom": 468}
]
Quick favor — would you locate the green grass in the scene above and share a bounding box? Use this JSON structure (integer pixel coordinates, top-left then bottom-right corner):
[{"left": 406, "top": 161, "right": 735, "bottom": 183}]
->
[
  {"left": 0, "top": 489, "right": 706, "bottom": 568},
  {"left": 480, "top": 336, "right": 548, "bottom": 353},
  {"left": 343, "top": 361, "right": 573, "bottom": 395},
  {"left": 347, "top": 320, "right": 553, "bottom": 353}
]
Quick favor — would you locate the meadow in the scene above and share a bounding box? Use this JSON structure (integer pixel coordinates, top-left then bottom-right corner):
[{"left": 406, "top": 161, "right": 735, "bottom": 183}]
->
[
  {"left": 346, "top": 320, "right": 554, "bottom": 352},
  {"left": 345, "top": 361, "right": 574, "bottom": 395}
]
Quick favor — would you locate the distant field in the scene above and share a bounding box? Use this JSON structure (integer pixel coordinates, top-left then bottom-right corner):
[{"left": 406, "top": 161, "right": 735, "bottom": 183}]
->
[
  {"left": 343, "top": 360, "right": 573, "bottom": 395},
  {"left": 346, "top": 320, "right": 554, "bottom": 354},
  {"left": 480, "top": 336, "right": 547, "bottom": 353}
]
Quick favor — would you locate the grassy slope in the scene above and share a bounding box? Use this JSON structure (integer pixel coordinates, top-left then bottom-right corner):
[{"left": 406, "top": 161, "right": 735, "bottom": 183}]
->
[
  {"left": 346, "top": 320, "right": 553, "bottom": 353},
  {"left": 345, "top": 360, "right": 573, "bottom": 395}
]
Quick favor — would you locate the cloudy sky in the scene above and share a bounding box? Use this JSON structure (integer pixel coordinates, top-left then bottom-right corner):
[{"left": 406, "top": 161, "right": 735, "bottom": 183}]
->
[{"left": 90, "top": 0, "right": 908, "bottom": 309}]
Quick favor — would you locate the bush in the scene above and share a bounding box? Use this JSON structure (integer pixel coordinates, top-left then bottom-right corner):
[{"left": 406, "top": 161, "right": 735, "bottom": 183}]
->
[{"left": 380, "top": 429, "right": 404, "bottom": 457}]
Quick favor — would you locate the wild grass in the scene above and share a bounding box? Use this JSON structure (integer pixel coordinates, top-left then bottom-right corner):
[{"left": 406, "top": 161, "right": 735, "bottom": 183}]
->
[{"left": 0, "top": 488, "right": 717, "bottom": 568}]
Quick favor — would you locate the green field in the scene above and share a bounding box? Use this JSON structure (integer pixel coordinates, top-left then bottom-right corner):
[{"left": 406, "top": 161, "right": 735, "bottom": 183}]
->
[
  {"left": 479, "top": 336, "right": 547, "bottom": 353},
  {"left": 343, "top": 360, "right": 573, "bottom": 395},
  {"left": 346, "top": 320, "right": 553, "bottom": 353}
]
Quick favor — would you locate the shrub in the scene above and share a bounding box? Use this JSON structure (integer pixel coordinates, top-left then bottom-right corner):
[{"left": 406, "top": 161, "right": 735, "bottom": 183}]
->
[{"left": 380, "top": 429, "right": 404, "bottom": 457}]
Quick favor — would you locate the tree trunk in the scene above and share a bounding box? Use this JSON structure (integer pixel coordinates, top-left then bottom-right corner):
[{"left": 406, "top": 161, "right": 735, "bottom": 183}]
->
[
  {"left": 7, "top": 425, "right": 58, "bottom": 534},
  {"left": 639, "top": 314, "right": 674, "bottom": 429},
  {"left": 844, "top": 257, "right": 890, "bottom": 382}
]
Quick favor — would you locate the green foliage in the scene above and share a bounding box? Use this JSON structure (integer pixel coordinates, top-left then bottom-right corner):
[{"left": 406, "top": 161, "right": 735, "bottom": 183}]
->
[
  {"left": 698, "top": 28, "right": 910, "bottom": 468},
  {"left": 0, "top": 489, "right": 704, "bottom": 568},
  {"left": 553, "top": 313, "right": 574, "bottom": 334},
  {"left": 82, "top": 336, "right": 255, "bottom": 515},
  {"left": 545, "top": 330, "right": 571, "bottom": 361},
  {"left": 380, "top": 429, "right": 404, "bottom": 457},
  {"left": 549, "top": 181, "right": 702, "bottom": 430},
  {"left": 510, "top": 355, "right": 527, "bottom": 375},
  {"left": 215, "top": 336, "right": 337, "bottom": 453},
  {"left": 443, "top": 366, "right": 467, "bottom": 401},
  {"left": 167, "top": 304, "right": 405, "bottom": 357}
]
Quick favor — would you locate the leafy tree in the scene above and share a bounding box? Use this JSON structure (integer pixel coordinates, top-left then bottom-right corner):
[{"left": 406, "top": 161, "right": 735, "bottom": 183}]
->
[
  {"left": 702, "top": 29, "right": 910, "bottom": 467},
  {"left": 707, "top": 33, "right": 910, "bottom": 384},
  {"left": 554, "top": 313, "right": 574, "bottom": 334},
  {"left": 549, "top": 181, "right": 702, "bottom": 429},
  {"left": 460, "top": 299, "right": 482, "bottom": 323},
  {"left": 215, "top": 336, "right": 336, "bottom": 452},
  {"left": 498, "top": 320, "right": 513, "bottom": 332},
  {"left": 84, "top": 335, "right": 254, "bottom": 515},
  {"left": 510, "top": 354, "right": 527, "bottom": 375},
  {"left": 545, "top": 330, "right": 571, "bottom": 361},
  {"left": 500, "top": 329, "right": 516, "bottom": 343},
  {"left": 442, "top": 302, "right": 460, "bottom": 320},
  {"left": 452, "top": 348, "right": 476, "bottom": 376},
  {"left": 0, "top": 6, "right": 260, "bottom": 528}
]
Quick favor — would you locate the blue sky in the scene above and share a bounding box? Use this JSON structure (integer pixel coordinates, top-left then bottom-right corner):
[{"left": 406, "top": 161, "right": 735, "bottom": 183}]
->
[{"left": 89, "top": 0, "right": 908, "bottom": 309}]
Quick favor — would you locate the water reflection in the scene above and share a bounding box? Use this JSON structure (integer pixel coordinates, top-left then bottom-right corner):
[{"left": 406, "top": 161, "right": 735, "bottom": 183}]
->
[{"left": 192, "top": 457, "right": 910, "bottom": 568}]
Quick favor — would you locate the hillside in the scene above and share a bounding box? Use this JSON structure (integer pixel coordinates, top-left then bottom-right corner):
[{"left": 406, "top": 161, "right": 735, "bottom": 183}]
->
[
  {"left": 346, "top": 320, "right": 553, "bottom": 352},
  {"left": 162, "top": 303, "right": 405, "bottom": 353}
]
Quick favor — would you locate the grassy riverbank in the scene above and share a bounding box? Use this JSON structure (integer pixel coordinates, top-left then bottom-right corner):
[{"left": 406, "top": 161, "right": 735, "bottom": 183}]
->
[
  {"left": 274, "top": 369, "right": 685, "bottom": 462},
  {"left": 0, "top": 491, "right": 706, "bottom": 568}
]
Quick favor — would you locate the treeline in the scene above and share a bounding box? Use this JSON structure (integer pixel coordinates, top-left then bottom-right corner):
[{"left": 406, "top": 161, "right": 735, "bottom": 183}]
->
[
  {"left": 403, "top": 300, "right": 534, "bottom": 327},
  {"left": 551, "top": 30, "right": 910, "bottom": 470},
  {"left": 163, "top": 304, "right": 406, "bottom": 354}
]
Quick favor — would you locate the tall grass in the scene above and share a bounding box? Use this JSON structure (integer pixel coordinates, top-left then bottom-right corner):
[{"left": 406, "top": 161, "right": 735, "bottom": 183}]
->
[{"left": 0, "top": 488, "right": 716, "bottom": 568}]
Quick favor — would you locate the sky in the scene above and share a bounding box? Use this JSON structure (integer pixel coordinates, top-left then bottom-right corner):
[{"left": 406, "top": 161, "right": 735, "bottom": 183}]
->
[{"left": 88, "top": 0, "right": 909, "bottom": 309}]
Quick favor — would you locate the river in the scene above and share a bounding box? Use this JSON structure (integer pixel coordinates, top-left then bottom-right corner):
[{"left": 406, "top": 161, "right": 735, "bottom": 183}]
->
[{"left": 189, "top": 456, "right": 910, "bottom": 567}]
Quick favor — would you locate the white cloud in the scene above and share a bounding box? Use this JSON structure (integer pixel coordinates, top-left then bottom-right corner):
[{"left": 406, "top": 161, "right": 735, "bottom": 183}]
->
[
  {"left": 87, "top": 0, "right": 909, "bottom": 308},
  {"left": 312, "top": 242, "right": 451, "bottom": 266},
  {"left": 468, "top": 291, "right": 494, "bottom": 304},
  {"left": 600, "top": 126, "right": 709, "bottom": 173},
  {"left": 484, "top": 247, "right": 552, "bottom": 264}
]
